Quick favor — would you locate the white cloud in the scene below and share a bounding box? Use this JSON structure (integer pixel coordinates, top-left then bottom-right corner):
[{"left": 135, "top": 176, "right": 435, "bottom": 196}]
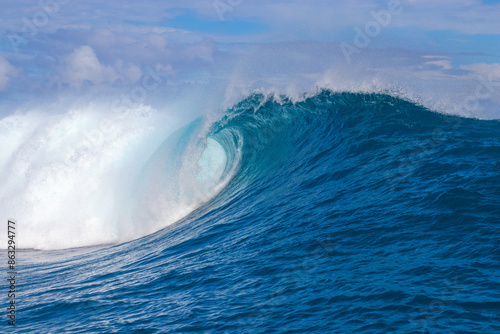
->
[
  {"left": 155, "top": 63, "right": 174, "bottom": 75},
  {"left": 422, "top": 56, "right": 452, "bottom": 70},
  {"left": 62, "top": 45, "right": 118, "bottom": 87},
  {"left": 461, "top": 63, "right": 500, "bottom": 80},
  {"left": 0, "top": 56, "right": 18, "bottom": 91},
  {"left": 200, "top": 0, "right": 500, "bottom": 35},
  {"left": 2, "top": 0, "right": 500, "bottom": 44},
  {"left": 395, "top": 0, "right": 500, "bottom": 34},
  {"left": 114, "top": 60, "right": 143, "bottom": 82}
]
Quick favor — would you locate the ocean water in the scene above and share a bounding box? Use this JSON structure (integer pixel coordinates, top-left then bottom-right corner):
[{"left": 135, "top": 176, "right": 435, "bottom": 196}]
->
[{"left": 9, "top": 91, "right": 500, "bottom": 333}]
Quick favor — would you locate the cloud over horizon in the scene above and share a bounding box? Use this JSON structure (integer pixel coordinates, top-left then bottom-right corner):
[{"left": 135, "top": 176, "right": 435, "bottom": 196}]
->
[{"left": 0, "top": 0, "right": 499, "bottom": 118}]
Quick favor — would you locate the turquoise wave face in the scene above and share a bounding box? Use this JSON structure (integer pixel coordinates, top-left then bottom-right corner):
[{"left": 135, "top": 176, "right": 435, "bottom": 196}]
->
[
  {"left": 15, "top": 91, "right": 500, "bottom": 333},
  {"left": 210, "top": 91, "right": 499, "bottom": 212}
]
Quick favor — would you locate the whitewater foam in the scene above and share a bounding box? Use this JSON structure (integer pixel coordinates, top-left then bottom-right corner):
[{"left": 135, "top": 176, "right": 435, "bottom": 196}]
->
[{"left": 0, "top": 101, "right": 197, "bottom": 249}]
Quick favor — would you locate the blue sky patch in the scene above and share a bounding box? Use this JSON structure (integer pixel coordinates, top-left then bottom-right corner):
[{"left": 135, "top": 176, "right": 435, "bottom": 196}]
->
[{"left": 162, "top": 10, "right": 268, "bottom": 35}]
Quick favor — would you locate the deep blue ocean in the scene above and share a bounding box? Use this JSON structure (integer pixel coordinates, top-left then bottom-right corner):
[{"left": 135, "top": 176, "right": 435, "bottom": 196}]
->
[{"left": 14, "top": 91, "right": 500, "bottom": 333}]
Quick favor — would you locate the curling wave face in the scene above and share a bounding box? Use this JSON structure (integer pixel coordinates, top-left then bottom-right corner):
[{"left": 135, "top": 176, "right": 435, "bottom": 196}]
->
[
  {"left": 0, "top": 103, "right": 239, "bottom": 249},
  {"left": 12, "top": 90, "right": 500, "bottom": 333}
]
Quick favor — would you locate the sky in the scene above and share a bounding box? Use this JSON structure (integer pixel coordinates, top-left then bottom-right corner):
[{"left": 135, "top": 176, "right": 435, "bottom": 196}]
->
[{"left": 0, "top": 0, "right": 499, "bottom": 117}]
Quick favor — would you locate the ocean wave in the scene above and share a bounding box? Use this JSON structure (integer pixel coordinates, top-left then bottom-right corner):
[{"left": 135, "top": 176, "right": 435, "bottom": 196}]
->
[{"left": 1, "top": 90, "right": 498, "bottom": 250}]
